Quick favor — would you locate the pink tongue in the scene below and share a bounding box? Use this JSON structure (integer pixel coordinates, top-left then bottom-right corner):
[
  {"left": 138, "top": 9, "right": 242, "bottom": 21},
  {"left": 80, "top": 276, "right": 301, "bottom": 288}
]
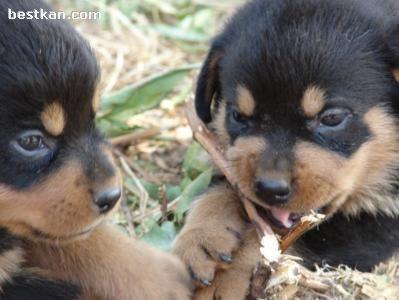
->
[{"left": 270, "top": 207, "right": 293, "bottom": 228}]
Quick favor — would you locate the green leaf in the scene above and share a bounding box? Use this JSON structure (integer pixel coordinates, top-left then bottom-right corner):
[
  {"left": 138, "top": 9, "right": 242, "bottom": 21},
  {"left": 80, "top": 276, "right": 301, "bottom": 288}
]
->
[
  {"left": 142, "top": 0, "right": 177, "bottom": 14},
  {"left": 98, "top": 64, "right": 200, "bottom": 122},
  {"left": 141, "top": 221, "right": 177, "bottom": 251},
  {"left": 192, "top": 8, "right": 215, "bottom": 30},
  {"left": 96, "top": 118, "right": 137, "bottom": 137},
  {"left": 135, "top": 218, "right": 157, "bottom": 238},
  {"left": 166, "top": 185, "right": 182, "bottom": 201},
  {"left": 115, "top": 0, "right": 140, "bottom": 16},
  {"left": 151, "top": 24, "right": 208, "bottom": 42},
  {"left": 179, "top": 176, "right": 192, "bottom": 191},
  {"left": 142, "top": 181, "right": 160, "bottom": 200},
  {"left": 183, "top": 142, "right": 211, "bottom": 179},
  {"left": 175, "top": 168, "right": 212, "bottom": 221}
]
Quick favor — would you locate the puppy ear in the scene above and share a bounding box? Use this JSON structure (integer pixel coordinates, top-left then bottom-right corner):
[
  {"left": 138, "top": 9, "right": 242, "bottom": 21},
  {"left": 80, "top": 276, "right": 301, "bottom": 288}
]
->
[
  {"left": 195, "top": 44, "right": 223, "bottom": 123},
  {"left": 387, "top": 26, "right": 399, "bottom": 82}
]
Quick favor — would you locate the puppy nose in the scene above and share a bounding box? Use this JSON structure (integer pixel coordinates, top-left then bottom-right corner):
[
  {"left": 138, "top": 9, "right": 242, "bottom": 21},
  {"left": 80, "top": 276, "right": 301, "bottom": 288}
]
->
[
  {"left": 94, "top": 188, "right": 121, "bottom": 214},
  {"left": 254, "top": 179, "right": 291, "bottom": 205}
]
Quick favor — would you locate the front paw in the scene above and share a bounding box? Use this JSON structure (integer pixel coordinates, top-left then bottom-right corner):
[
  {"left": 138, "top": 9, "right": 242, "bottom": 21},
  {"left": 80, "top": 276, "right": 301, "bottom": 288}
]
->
[
  {"left": 173, "top": 224, "right": 246, "bottom": 287},
  {"left": 194, "top": 229, "right": 261, "bottom": 300},
  {"left": 154, "top": 252, "right": 193, "bottom": 300},
  {"left": 194, "top": 267, "right": 252, "bottom": 300}
]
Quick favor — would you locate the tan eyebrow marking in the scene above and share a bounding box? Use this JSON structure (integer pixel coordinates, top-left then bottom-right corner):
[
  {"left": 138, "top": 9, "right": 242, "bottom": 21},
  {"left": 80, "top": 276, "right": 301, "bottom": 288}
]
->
[
  {"left": 40, "top": 102, "right": 66, "bottom": 136},
  {"left": 301, "top": 86, "right": 326, "bottom": 118},
  {"left": 237, "top": 85, "right": 255, "bottom": 117}
]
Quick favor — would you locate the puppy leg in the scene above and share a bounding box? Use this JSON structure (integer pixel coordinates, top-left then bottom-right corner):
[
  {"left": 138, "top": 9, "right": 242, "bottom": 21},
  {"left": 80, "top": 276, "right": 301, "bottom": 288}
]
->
[
  {"left": 27, "top": 224, "right": 192, "bottom": 300},
  {"left": 0, "top": 227, "right": 79, "bottom": 300},
  {"left": 173, "top": 183, "right": 249, "bottom": 286},
  {"left": 194, "top": 229, "right": 261, "bottom": 300}
]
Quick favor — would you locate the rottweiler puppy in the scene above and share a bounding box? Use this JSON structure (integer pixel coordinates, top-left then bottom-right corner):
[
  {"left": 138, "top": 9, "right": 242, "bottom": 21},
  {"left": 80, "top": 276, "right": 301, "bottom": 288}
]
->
[
  {"left": 173, "top": 0, "right": 399, "bottom": 298},
  {"left": 0, "top": 1, "right": 191, "bottom": 299}
]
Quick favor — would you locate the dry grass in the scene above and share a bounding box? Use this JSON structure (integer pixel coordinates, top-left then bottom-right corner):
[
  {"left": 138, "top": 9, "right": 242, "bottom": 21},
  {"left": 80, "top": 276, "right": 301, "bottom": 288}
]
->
[{"left": 263, "top": 255, "right": 399, "bottom": 299}]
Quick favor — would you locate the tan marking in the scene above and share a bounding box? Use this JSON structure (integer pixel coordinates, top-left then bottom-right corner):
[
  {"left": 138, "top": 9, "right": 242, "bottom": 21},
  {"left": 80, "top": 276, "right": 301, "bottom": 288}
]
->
[
  {"left": 289, "top": 106, "right": 399, "bottom": 216},
  {"left": 211, "top": 102, "right": 229, "bottom": 147},
  {"left": 301, "top": 86, "right": 326, "bottom": 118},
  {"left": 214, "top": 99, "right": 399, "bottom": 217},
  {"left": 393, "top": 68, "right": 399, "bottom": 83},
  {"left": 341, "top": 106, "right": 399, "bottom": 216},
  {"left": 0, "top": 161, "right": 100, "bottom": 242},
  {"left": 40, "top": 102, "right": 66, "bottom": 136},
  {"left": 237, "top": 86, "right": 255, "bottom": 117},
  {"left": 0, "top": 247, "right": 24, "bottom": 284},
  {"left": 225, "top": 136, "right": 267, "bottom": 206},
  {"left": 0, "top": 152, "right": 120, "bottom": 242},
  {"left": 291, "top": 142, "right": 344, "bottom": 213}
]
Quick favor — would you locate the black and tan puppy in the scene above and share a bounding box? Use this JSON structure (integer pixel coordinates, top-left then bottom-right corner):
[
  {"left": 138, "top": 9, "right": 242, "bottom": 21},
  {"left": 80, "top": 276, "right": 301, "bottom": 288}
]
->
[
  {"left": 0, "top": 1, "right": 191, "bottom": 299},
  {"left": 173, "top": 0, "right": 399, "bottom": 298}
]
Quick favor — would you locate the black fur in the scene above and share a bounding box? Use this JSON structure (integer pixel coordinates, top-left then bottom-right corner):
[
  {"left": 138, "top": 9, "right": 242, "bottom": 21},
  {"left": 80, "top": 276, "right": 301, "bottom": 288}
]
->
[
  {"left": 0, "top": 228, "right": 21, "bottom": 254},
  {"left": 1, "top": 272, "right": 80, "bottom": 300},
  {"left": 196, "top": 0, "right": 399, "bottom": 271},
  {"left": 197, "top": 0, "right": 399, "bottom": 155},
  {"left": 295, "top": 213, "right": 399, "bottom": 271},
  {"left": 0, "top": 227, "right": 80, "bottom": 299},
  {"left": 0, "top": 0, "right": 114, "bottom": 189}
]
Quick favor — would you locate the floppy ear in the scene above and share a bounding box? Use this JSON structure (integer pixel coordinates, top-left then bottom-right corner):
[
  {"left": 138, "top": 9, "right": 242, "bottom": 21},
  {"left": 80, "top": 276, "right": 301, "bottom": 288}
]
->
[
  {"left": 195, "top": 44, "right": 223, "bottom": 123},
  {"left": 387, "top": 26, "right": 399, "bottom": 83}
]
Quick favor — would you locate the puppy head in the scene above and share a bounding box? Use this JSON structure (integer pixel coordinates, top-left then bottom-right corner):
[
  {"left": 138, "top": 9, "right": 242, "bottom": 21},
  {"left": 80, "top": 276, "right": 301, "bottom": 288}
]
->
[
  {"left": 0, "top": 1, "right": 121, "bottom": 242},
  {"left": 196, "top": 0, "right": 399, "bottom": 228}
]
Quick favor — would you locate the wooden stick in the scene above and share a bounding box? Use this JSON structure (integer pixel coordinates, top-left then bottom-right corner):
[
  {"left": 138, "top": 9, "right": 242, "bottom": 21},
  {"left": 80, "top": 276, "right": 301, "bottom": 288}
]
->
[
  {"left": 280, "top": 213, "right": 325, "bottom": 252},
  {"left": 184, "top": 101, "right": 273, "bottom": 238},
  {"left": 184, "top": 101, "right": 324, "bottom": 252},
  {"left": 111, "top": 127, "right": 160, "bottom": 146}
]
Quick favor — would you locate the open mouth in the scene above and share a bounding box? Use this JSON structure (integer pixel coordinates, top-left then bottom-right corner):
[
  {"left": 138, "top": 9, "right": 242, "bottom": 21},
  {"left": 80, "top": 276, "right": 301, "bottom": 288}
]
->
[
  {"left": 255, "top": 204, "right": 303, "bottom": 230},
  {"left": 254, "top": 199, "right": 336, "bottom": 232}
]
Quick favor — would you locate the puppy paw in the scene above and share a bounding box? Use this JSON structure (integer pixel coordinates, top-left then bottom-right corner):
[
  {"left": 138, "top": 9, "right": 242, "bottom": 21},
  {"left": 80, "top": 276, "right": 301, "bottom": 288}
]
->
[
  {"left": 172, "top": 184, "right": 248, "bottom": 286},
  {"left": 154, "top": 252, "right": 193, "bottom": 300},
  {"left": 194, "top": 268, "right": 252, "bottom": 300},
  {"left": 173, "top": 223, "right": 246, "bottom": 287},
  {"left": 193, "top": 229, "right": 261, "bottom": 300}
]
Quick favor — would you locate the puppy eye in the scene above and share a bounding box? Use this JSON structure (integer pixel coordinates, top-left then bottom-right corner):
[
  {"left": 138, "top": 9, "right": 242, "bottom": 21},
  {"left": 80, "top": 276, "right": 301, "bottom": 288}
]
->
[
  {"left": 12, "top": 130, "right": 53, "bottom": 159},
  {"left": 319, "top": 108, "right": 350, "bottom": 127},
  {"left": 232, "top": 110, "right": 248, "bottom": 123},
  {"left": 18, "top": 135, "right": 44, "bottom": 151}
]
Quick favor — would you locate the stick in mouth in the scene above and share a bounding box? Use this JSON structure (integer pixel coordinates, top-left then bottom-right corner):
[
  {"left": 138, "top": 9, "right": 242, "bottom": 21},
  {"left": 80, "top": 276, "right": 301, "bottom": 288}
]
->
[{"left": 184, "top": 100, "right": 325, "bottom": 258}]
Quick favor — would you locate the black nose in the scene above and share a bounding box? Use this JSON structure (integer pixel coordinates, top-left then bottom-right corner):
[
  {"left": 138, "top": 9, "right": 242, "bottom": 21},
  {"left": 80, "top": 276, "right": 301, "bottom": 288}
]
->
[
  {"left": 254, "top": 179, "right": 291, "bottom": 205},
  {"left": 95, "top": 188, "right": 121, "bottom": 214}
]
